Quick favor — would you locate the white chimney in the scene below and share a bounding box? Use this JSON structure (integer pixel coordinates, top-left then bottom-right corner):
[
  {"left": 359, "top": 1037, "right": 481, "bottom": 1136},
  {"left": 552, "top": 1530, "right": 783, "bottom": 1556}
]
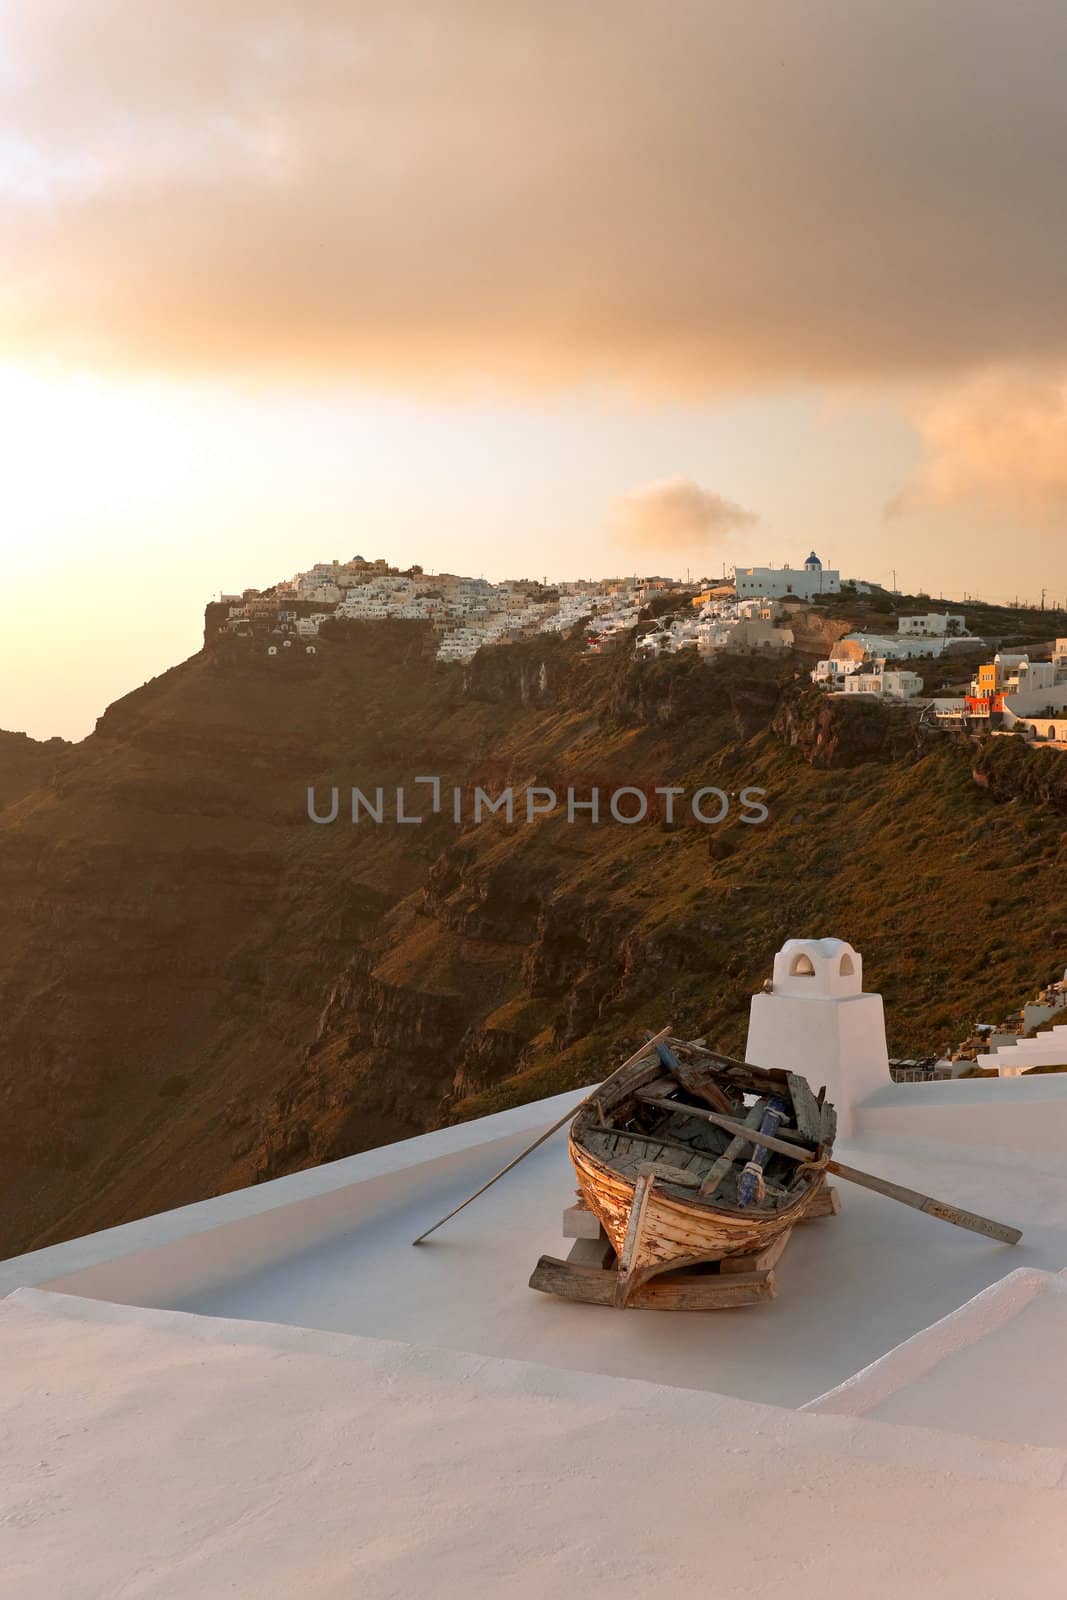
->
[{"left": 745, "top": 938, "right": 890, "bottom": 1136}]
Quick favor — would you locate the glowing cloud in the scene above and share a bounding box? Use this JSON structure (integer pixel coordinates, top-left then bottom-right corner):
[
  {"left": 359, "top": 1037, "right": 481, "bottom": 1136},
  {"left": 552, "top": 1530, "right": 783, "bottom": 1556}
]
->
[
  {"left": 889, "top": 370, "right": 1067, "bottom": 521},
  {"left": 612, "top": 477, "right": 759, "bottom": 553}
]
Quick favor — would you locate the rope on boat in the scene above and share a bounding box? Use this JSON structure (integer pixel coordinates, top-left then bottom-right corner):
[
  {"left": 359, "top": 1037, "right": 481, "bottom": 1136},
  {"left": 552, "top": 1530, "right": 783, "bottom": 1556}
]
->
[
  {"left": 795, "top": 1155, "right": 831, "bottom": 1183},
  {"left": 739, "top": 1161, "right": 766, "bottom": 1205}
]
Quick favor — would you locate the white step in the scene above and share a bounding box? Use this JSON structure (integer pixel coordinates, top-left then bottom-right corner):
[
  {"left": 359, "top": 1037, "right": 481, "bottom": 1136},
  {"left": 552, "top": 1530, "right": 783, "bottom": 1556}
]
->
[{"left": 806, "top": 1266, "right": 1067, "bottom": 1448}]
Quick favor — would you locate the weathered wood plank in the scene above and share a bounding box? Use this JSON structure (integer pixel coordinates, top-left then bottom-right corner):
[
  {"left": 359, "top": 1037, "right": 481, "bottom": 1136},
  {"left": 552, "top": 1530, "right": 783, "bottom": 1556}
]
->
[
  {"left": 800, "top": 1183, "right": 841, "bottom": 1220},
  {"left": 697, "top": 1098, "right": 769, "bottom": 1196},
  {"left": 615, "top": 1172, "right": 656, "bottom": 1306},
  {"left": 677, "top": 1042, "right": 790, "bottom": 1089},
  {"left": 787, "top": 1073, "right": 824, "bottom": 1144},
  {"left": 636, "top": 1161, "right": 703, "bottom": 1189},
  {"left": 656, "top": 1042, "right": 735, "bottom": 1114},
  {"left": 657, "top": 1114, "right": 732, "bottom": 1156},
  {"left": 719, "top": 1224, "right": 794, "bottom": 1275},
  {"left": 529, "top": 1255, "right": 778, "bottom": 1309},
  {"left": 612, "top": 1152, "right": 644, "bottom": 1177},
  {"left": 641, "top": 1075, "right": 682, "bottom": 1100},
  {"left": 640, "top": 1096, "right": 818, "bottom": 1162},
  {"left": 591, "top": 1124, "right": 712, "bottom": 1162}
]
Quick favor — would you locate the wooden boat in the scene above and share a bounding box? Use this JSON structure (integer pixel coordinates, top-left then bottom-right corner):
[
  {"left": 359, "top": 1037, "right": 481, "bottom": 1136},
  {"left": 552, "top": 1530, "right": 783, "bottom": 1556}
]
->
[{"left": 567, "top": 1037, "right": 836, "bottom": 1305}]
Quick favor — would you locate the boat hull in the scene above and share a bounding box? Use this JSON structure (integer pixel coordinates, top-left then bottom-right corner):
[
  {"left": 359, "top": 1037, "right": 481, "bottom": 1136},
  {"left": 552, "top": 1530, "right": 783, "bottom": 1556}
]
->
[{"left": 569, "top": 1130, "right": 822, "bottom": 1288}]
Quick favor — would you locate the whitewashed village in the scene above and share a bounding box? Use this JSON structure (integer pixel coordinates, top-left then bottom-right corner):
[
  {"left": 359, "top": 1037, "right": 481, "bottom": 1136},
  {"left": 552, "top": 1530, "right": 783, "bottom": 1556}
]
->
[{"left": 214, "top": 547, "right": 1067, "bottom": 747}]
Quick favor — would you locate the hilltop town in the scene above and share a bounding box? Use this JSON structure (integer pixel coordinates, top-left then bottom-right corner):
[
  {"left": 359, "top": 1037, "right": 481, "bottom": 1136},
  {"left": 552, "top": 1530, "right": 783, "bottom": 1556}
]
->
[
  {"left": 213, "top": 547, "right": 852, "bottom": 662},
  {"left": 213, "top": 554, "right": 645, "bottom": 662},
  {"left": 209, "top": 547, "right": 1067, "bottom": 748}
]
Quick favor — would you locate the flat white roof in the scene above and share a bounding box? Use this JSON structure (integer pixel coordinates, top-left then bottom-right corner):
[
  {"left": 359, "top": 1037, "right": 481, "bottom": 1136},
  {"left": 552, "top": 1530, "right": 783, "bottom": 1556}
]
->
[
  {"left": 3, "top": 1285, "right": 1066, "bottom": 1600},
  {"left": 5, "top": 1077, "right": 1067, "bottom": 1594},
  {"left": 3, "top": 1085, "right": 1065, "bottom": 1409}
]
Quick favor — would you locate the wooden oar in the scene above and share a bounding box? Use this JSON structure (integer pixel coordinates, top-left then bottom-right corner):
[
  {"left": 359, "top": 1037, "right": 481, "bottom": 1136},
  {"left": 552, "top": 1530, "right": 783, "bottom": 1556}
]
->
[
  {"left": 826, "top": 1161, "right": 1023, "bottom": 1246},
  {"left": 638, "top": 1096, "right": 1022, "bottom": 1246},
  {"left": 411, "top": 1024, "right": 673, "bottom": 1245}
]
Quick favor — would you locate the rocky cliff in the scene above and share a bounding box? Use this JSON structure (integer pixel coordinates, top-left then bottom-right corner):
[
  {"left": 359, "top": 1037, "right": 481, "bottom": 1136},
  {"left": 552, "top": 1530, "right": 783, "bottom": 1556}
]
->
[
  {"left": 2, "top": 625, "right": 1065, "bottom": 1256},
  {"left": 772, "top": 685, "right": 931, "bottom": 768},
  {"left": 972, "top": 735, "right": 1067, "bottom": 811},
  {"left": 0, "top": 730, "right": 72, "bottom": 809}
]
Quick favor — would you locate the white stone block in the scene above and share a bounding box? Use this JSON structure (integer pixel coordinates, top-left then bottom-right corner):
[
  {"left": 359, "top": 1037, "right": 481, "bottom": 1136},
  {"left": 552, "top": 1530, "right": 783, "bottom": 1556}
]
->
[{"left": 563, "top": 1204, "right": 604, "bottom": 1240}]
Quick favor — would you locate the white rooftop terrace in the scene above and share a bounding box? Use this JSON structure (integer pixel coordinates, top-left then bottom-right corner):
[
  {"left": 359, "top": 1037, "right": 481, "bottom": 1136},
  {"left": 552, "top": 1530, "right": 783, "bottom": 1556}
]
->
[
  {"left": 4, "top": 1081, "right": 1067, "bottom": 1410},
  {"left": 7, "top": 1282, "right": 1066, "bottom": 1600},
  {"left": 5, "top": 935, "right": 1067, "bottom": 1595}
]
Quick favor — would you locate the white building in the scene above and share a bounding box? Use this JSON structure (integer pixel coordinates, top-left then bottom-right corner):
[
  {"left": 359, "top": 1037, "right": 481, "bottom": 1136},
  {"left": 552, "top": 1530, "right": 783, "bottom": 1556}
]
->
[
  {"left": 897, "top": 613, "right": 968, "bottom": 638},
  {"left": 733, "top": 550, "right": 840, "bottom": 601},
  {"left": 1006, "top": 659, "right": 1055, "bottom": 694},
  {"left": 689, "top": 612, "right": 793, "bottom": 656},
  {"left": 842, "top": 630, "right": 942, "bottom": 661},
  {"left": 437, "top": 625, "right": 494, "bottom": 662},
  {"left": 1001, "top": 679, "right": 1067, "bottom": 742},
  {"left": 811, "top": 658, "right": 861, "bottom": 686},
  {"left": 736, "top": 596, "right": 783, "bottom": 622},
  {"left": 842, "top": 666, "right": 923, "bottom": 699}
]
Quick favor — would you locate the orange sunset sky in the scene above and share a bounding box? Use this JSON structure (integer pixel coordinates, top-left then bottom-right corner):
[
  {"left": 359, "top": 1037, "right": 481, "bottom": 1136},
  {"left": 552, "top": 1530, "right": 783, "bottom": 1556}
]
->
[{"left": 2, "top": 1, "right": 1067, "bottom": 739}]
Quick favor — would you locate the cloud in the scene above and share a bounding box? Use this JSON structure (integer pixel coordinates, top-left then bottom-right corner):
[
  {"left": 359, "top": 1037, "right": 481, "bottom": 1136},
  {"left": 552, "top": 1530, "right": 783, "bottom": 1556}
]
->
[
  {"left": 3, "top": 2, "right": 1067, "bottom": 391},
  {"left": 888, "top": 369, "right": 1067, "bottom": 521},
  {"left": 612, "top": 477, "right": 758, "bottom": 553}
]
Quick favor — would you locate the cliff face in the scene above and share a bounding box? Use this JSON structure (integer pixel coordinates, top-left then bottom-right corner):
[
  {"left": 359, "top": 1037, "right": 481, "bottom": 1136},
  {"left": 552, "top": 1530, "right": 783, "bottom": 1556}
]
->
[
  {"left": 2, "top": 625, "right": 1066, "bottom": 1256},
  {"left": 972, "top": 736, "right": 1067, "bottom": 810},
  {"left": 772, "top": 686, "right": 929, "bottom": 768},
  {"left": 462, "top": 634, "right": 577, "bottom": 706},
  {"left": 786, "top": 609, "right": 854, "bottom": 657},
  {"left": 0, "top": 731, "right": 72, "bottom": 809}
]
